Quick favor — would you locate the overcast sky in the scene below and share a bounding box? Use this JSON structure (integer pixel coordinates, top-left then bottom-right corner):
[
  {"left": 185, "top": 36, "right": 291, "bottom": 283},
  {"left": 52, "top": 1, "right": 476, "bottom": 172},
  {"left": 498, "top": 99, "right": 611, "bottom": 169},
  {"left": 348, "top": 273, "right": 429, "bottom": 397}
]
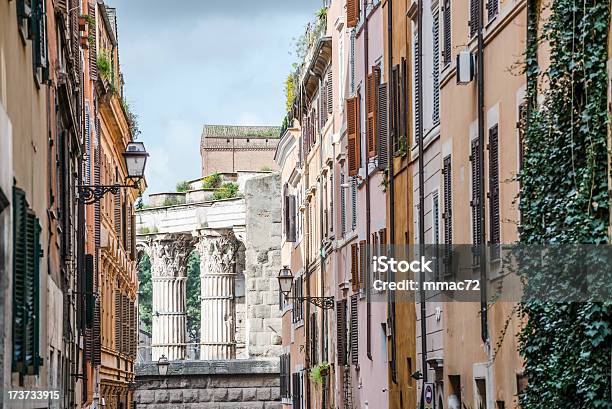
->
[{"left": 106, "top": 0, "right": 321, "bottom": 197}]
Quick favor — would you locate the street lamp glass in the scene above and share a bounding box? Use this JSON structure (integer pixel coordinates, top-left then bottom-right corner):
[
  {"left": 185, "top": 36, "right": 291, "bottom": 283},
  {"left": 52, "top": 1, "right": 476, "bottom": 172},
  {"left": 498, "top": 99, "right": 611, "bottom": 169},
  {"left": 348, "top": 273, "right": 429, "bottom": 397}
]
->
[
  {"left": 123, "top": 141, "right": 149, "bottom": 179},
  {"left": 157, "top": 354, "right": 169, "bottom": 376},
  {"left": 277, "top": 266, "right": 294, "bottom": 296}
]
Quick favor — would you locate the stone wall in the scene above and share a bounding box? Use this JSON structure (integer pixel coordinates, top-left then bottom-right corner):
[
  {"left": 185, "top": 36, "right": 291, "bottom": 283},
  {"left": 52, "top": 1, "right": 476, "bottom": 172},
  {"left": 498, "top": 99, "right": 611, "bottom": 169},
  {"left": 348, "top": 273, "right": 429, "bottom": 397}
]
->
[
  {"left": 134, "top": 360, "right": 281, "bottom": 409},
  {"left": 243, "top": 174, "right": 283, "bottom": 357}
]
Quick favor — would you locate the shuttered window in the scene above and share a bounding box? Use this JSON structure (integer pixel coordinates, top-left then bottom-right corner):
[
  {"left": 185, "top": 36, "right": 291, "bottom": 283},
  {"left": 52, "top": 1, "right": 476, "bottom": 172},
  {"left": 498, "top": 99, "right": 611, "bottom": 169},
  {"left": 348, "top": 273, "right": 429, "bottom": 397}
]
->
[
  {"left": 470, "top": 139, "right": 483, "bottom": 265},
  {"left": 31, "top": 0, "right": 49, "bottom": 81},
  {"left": 336, "top": 299, "right": 347, "bottom": 365},
  {"left": 487, "top": 0, "right": 499, "bottom": 22},
  {"left": 88, "top": 2, "right": 97, "bottom": 81},
  {"left": 292, "top": 372, "right": 304, "bottom": 409},
  {"left": 350, "top": 294, "right": 359, "bottom": 365},
  {"left": 413, "top": 40, "right": 421, "bottom": 144},
  {"left": 114, "top": 189, "right": 121, "bottom": 237},
  {"left": 350, "top": 31, "right": 356, "bottom": 94},
  {"left": 391, "top": 65, "right": 400, "bottom": 152},
  {"left": 340, "top": 173, "right": 346, "bottom": 236},
  {"left": 350, "top": 177, "right": 357, "bottom": 230},
  {"left": 488, "top": 125, "right": 500, "bottom": 259},
  {"left": 377, "top": 83, "right": 389, "bottom": 169},
  {"left": 443, "top": 0, "right": 452, "bottom": 66},
  {"left": 114, "top": 289, "right": 122, "bottom": 353},
  {"left": 292, "top": 277, "right": 304, "bottom": 323},
  {"left": 347, "top": 96, "right": 361, "bottom": 176},
  {"left": 327, "top": 70, "right": 333, "bottom": 114},
  {"left": 12, "top": 187, "right": 42, "bottom": 376},
  {"left": 367, "top": 68, "right": 380, "bottom": 158},
  {"left": 347, "top": 0, "right": 359, "bottom": 28},
  {"left": 280, "top": 354, "right": 291, "bottom": 399},
  {"left": 350, "top": 243, "right": 359, "bottom": 292},
  {"left": 470, "top": 0, "right": 480, "bottom": 38},
  {"left": 359, "top": 240, "right": 366, "bottom": 289},
  {"left": 378, "top": 228, "right": 387, "bottom": 281},
  {"left": 432, "top": 13, "right": 441, "bottom": 125},
  {"left": 84, "top": 101, "right": 91, "bottom": 184},
  {"left": 443, "top": 155, "right": 453, "bottom": 277},
  {"left": 310, "top": 312, "right": 318, "bottom": 365}
]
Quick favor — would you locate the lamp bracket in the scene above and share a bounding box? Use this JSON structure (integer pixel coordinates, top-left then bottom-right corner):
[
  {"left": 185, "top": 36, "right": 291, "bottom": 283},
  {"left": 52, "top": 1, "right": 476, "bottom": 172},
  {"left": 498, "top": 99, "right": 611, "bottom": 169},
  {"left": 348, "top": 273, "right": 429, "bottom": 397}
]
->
[{"left": 77, "top": 178, "right": 141, "bottom": 205}]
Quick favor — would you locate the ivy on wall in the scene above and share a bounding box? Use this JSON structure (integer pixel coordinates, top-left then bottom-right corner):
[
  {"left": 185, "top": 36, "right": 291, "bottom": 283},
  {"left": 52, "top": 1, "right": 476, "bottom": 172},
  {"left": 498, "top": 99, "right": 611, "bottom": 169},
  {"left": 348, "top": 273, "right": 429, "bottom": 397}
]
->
[{"left": 519, "top": 0, "right": 612, "bottom": 407}]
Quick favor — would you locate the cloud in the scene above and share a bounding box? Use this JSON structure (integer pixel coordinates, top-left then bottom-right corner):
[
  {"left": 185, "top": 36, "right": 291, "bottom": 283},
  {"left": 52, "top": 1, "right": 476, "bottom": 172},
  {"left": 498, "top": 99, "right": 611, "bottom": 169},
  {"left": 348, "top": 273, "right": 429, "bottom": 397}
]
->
[{"left": 104, "top": 0, "right": 318, "bottom": 197}]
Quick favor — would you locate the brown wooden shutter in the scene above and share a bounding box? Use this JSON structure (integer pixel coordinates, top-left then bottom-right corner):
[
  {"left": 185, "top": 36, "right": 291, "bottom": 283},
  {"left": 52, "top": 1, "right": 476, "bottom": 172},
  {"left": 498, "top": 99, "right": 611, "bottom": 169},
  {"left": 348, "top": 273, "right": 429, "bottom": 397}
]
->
[
  {"left": 443, "top": 155, "right": 452, "bottom": 244},
  {"left": 359, "top": 240, "right": 366, "bottom": 289},
  {"left": 488, "top": 125, "right": 500, "bottom": 250},
  {"left": 377, "top": 83, "right": 389, "bottom": 169},
  {"left": 88, "top": 2, "right": 97, "bottom": 81},
  {"left": 470, "top": 0, "right": 480, "bottom": 38},
  {"left": 367, "top": 69, "right": 380, "bottom": 158},
  {"left": 327, "top": 70, "right": 333, "bottom": 114},
  {"left": 350, "top": 294, "right": 359, "bottom": 365},
  {"left": 336, "top": 299, "right": 347, "bottom": 365},
  {"left": 288, "top": 195, "right": 297, "bottom": 242},
  {"left": 350, "top": 243, "right": 359, "bottom": 291},
  {"left": 93, "top": 298, "right": 101, "bottom": 365},
  {"left": 347, "top": 0, "right": 359, "bottom": 28},
  {"left": 347, "top": 96, "right": 361, "bottom": 176},
  {"left": 114, "top": 290, "right": 121, "bottom": 352}
]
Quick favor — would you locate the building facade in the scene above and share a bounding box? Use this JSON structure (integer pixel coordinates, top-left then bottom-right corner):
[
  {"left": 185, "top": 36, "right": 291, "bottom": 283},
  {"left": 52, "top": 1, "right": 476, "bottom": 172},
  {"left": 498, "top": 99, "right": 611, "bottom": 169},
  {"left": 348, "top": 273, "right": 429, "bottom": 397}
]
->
[
  {"left": 1, "top": 1, "right": 141, "bottom": 408},
  {"left": 200, "top": 125, "right": 281, "bottom": 175}
]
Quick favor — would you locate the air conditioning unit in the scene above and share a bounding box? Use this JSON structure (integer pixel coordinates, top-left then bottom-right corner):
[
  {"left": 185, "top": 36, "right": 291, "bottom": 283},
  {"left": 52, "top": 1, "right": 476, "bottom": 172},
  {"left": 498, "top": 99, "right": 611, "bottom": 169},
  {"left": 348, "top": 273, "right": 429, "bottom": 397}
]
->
[{"left": 456, "top": 51, "right": 475, "bottom": 85}]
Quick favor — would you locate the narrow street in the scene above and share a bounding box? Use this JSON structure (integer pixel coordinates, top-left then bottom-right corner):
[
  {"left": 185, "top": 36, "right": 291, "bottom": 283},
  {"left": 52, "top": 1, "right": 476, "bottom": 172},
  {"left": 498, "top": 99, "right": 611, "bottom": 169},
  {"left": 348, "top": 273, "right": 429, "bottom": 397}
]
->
[{"left": 0, "top": 1, "right": 611, "bottom": 409}]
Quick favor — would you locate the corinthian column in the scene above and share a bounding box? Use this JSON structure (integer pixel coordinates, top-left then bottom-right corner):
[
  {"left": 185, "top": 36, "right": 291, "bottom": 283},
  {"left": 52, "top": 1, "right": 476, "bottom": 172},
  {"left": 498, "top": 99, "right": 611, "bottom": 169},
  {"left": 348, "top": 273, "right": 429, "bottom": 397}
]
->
[
  {"left": 196, "top": 230, "right": 238, "bottom": 360},
  {"left": 150, "top": 234, "right": 194, "bottom": 361}
]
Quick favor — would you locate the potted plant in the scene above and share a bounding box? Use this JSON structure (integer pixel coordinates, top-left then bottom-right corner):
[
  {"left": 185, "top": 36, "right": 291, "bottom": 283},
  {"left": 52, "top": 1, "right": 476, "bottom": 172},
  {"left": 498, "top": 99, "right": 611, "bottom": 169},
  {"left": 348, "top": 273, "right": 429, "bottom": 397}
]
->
[{"left": 309, "top": 362, "right": 331, "bottom": 387}]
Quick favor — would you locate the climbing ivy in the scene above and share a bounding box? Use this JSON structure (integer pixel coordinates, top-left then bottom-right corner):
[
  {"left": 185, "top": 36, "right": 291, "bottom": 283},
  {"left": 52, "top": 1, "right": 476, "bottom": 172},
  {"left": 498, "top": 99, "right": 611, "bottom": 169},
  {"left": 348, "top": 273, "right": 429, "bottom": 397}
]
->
[{"left": 519, "top": 1, "right": 611, "bottom": 408}]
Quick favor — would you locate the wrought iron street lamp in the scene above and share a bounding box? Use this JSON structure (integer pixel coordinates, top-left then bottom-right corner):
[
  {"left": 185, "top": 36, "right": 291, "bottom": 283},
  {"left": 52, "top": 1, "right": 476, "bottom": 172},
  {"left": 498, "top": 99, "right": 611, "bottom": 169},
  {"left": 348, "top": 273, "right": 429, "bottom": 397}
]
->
[
  {"left": 276, "top": 266, "right": 334, "bottom": 310},
  {"left": 157, "top": 354, "right": 169, "bottom": 376},
  {"left": 78, "top": 141, "right": 149, "bottom": 204}
]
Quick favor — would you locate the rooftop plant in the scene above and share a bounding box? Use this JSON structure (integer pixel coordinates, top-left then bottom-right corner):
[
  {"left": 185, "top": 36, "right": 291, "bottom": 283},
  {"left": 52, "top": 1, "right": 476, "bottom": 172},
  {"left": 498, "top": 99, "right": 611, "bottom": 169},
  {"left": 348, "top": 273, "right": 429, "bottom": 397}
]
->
[
  {"left": 212, "top": 182, "right": 239, "bottom": 201},
  {"left": 202, "top": 173, "right": 222, "bottom": 189},
  {"left": 176, "top": 180, "right": 190, "bottom": 192}
]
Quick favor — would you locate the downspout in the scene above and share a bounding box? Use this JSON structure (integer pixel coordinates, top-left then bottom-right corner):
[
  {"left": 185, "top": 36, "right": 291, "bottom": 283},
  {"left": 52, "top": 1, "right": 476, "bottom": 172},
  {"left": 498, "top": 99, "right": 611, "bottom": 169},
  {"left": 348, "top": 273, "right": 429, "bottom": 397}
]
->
[
  {"left": 317, "top": 73, "right": 327, "bottom": 365},
  {"left": 476, "top": 2, "right": 494, "bottom": 409},
  {"left": 386, "top": 0, "right": 398, "bottom": 383},
  {"left": 416, "top": 0, "right": 427, "bottom": 407},
  {"left": 363, "top": 1, "right": 373, "bottom": 362},
  {"left": 302, "top": 81, "right": 312, "bottom": 409}
]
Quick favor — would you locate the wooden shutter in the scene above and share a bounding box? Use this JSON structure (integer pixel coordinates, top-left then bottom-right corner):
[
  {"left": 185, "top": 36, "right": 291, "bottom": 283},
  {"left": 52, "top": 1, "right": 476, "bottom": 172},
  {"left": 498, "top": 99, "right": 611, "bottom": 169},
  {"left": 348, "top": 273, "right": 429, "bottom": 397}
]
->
[
  {"left": 94, "top": 144, "right": 101, "bottom": 249},
  {"left": 22, "top": 207, "right": 42, "bottom": 375},
  {"left": 350, "top": 243, "right": 359, "bottom": 291},
  {"left": 488, "top": 125, "right": 500, "bottom": 247},
  {"left": 367, "top": 71, "right": 378, "bottom": 158},
  {"left": 56, "top": 0, "right": 67, "bottom": 12},
  {"left": 347, "top": 95, "right": 361, "bottom": 176},
  {"left": 413, "top": 41, "right": 421, "bottom": 144},
  {"left": 12, "top": 187, "right": 28, "bottom": 373},
  {"left": 340, "top": 173, "right": 346, "bottom": 235},
  {"left": 288, "top": 195, "right": 297, "bottom": 242},
  {"left": 336, "top": 299, "right": 347, "bottom": 365},
  {"left": 84, "top": 101, "right": 91, "bottom": 184},
  {"left": 88, "top": 2, "right": 97, "bottom": 81},
  {"left": 470, "top": 139, "right": 483, "bottom": 246},
  {"left": 93, "top": 298, "right": 101, "bottom": 365},
  {"left": 391, "top": 65, "right": 400, "bottom": 150},
  {"left": 359, "top": 240, "right": 366, "bottom": 288},
  {"left": 470, "top": 0, "right": 480, "bottom": 38},
  {"left": 443, "top": 155, "right": 453, "bottom": 244},
  {"left": 350, "top": 177, "right": 357, "bottom": 230},
  {"left": 310, "top": 312, "right": 318, "bottom": 364},
  {"left": 433, "top": 13, "right": 441, "bottom": 125},
  {"left": 347, "top": 0, "right": 359, "bottom": 28},
  {"left": 123, "top": 294, "right": 130, "bottom": 354},
  {"left": 377, "top": 83, "right": 389, "bottom": 169},
  {"left": 443, "top": 0, "right": 452, "bottom": 65},
  {"left": 327, "top": 70, "right": 333, "bottom": 114},
  {"left": 85, "top": 254, "right": 95, "bottom": 328},
  {"left": 350, "top": 294, "right": 358, "bottom": 365},
  {"left": 115, "top": 290, "right": 121, "bottom": 352},
  {"left": 487, "top": 0, "right": 498, "bottom": 21},
  {"left": 114, "top": 190, "right": 121, "bottom": 236}
]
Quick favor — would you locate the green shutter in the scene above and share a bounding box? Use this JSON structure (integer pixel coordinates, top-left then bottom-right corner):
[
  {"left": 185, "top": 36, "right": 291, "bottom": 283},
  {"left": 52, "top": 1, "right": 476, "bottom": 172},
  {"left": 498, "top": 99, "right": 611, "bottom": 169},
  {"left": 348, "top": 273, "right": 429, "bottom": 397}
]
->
[
  {"left": 12, "top": 187, "right": 28, "bottom": 374},
  {"left": 26, "top": 208, "right": 42, "bottom": 375}
]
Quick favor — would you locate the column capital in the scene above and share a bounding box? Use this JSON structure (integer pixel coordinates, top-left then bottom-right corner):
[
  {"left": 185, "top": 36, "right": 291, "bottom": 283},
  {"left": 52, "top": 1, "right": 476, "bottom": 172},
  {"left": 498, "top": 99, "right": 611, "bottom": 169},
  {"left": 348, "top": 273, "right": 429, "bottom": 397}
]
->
[
  {"left": 150, "top": 233, "right": 195, "bottom": 278},
  {"left": 196, "top": 229, "right": 239, "bottom": 276}
]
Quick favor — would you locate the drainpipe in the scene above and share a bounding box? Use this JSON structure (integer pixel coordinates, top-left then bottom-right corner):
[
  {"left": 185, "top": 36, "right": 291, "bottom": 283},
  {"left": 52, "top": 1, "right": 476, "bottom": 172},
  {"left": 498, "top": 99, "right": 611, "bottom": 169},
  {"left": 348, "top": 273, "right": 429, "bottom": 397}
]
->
[
  {"left": 476, "top": 2, "right": 494, "bottom": 409},
  {"left": 302, "top": 81, "right": 312, "bottom": 409},
  {"left": 386, "top": 0, "right": 398, "bottom": 383},
  {"left": 317, "top": 73, "right": 328, "bottom": 365},
  {"left": 363, "top": 0, "right": 373, "bottom": 362},
  {"left": 416, "top": 0, "right": 428, "bottom": 406}
]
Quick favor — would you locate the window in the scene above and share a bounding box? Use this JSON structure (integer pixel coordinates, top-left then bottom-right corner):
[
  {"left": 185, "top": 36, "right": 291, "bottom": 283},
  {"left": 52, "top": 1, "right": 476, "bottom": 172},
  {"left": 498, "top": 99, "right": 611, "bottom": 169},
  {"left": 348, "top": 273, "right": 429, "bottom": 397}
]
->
[
  {"left": 433, "top": 13, "right": 441, "bottom": 125},
  {"left": 12, "top": 187, "right": 42, "bottom": 377},
  {"left": 449, "top": 375, "right": 462, "bottom": 408},
  {"left": 310, "top": 312, "right": 318, "bottom": 365},
  {"left": 350, "top": 243, "right": 359, "bottom": 292},
  {"left": 377, "top": 82, "right": 389, "bottom": 169},
  {"left": 367, "top": 67, "right": 381, "bottom": 158},
  {"left": 350, "top": 30, "right": 356, "bottom": 95},
  {"left": 340, "top": 173, "right": 346, "bottom": 236},
  {"left": 470, "top": 0, "right": 480, "bottom": 38},
  {"left": 413, "top": 37, "right": 421, "bottom": 144},
  {"left": 487, "top": 0, "right": 499, "bottom": 22},
  {"left": 488, "top": 125, "right": 500, "bottom": 260},
  {"left": 347, "top": 96, "right": 361, "bottom": 176},
  {"left": 336, "top": 299, "right": 348, "bottom": 365},
  {"left": 347, "top": 0, "right": 360, "bottom": 28},
  {"left": 284, "top": 193, "right": 297, "bottom": 242},
  {"left": 349, "top": 294, "right": 359, "bottom": 365},
  {"left": 470, "top": 139, "right": 483, "bottom": 265},
  {"left": 280, "top": 354, "right": 291, "bottom": 399},
  {"left": 359, "top": 240, "right": 366, "bottom": 290},
  {"left": 433, "top": 193, "right": 440, "bottom": 245},
  {"left": 443, "top": 155, "right": 453, "bottom": 276},
  {"left": 443, "top": 0, "right": 452, "bottom": 66},
  {"left": 292, "top": 276, "right": 304, "bottom": 323},
  {"left": 292, "top": 371, "right": 304, "bottom": 409},
  {"left": 350, "top": 176, "right": 357, "bottom": 230}
]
